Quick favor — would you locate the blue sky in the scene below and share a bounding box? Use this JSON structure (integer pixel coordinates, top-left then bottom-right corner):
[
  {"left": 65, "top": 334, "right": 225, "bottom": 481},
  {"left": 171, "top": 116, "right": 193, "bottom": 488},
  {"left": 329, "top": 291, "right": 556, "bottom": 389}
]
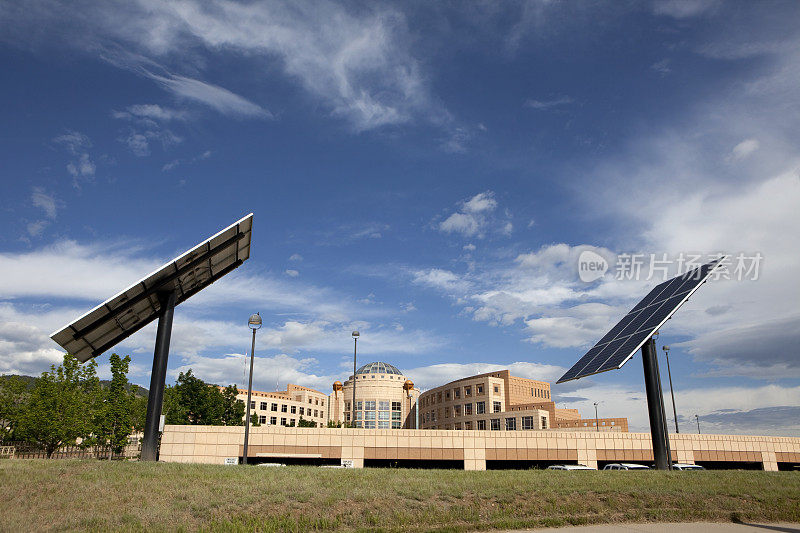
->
[{"left": 1, "top": 0, "right": 798, "bottom": 435}]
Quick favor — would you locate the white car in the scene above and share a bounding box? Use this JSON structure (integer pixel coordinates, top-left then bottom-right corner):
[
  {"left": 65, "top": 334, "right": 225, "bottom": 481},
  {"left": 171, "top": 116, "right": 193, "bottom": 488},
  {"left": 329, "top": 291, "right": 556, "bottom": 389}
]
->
[
  {"left": 672, "top": 463, "right": 704, "bottom": 471},
  {"left": 603, "top": 463, "right": 650, "bottom": 470},
  {"left": 547, "top": 464, "right": 595, "bottom": 470}
]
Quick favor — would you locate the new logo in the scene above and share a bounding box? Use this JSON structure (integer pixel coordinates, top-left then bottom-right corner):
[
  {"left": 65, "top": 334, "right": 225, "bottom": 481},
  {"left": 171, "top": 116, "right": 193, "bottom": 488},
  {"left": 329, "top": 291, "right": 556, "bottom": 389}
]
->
[{"left": 578, "top": 250, "right": 608, "bottom": 282}]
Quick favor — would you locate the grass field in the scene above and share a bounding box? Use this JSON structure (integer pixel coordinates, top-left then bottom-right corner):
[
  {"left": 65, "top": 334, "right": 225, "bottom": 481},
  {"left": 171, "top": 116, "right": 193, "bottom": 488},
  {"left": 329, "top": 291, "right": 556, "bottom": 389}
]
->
[{"left": 1, "top": 460, "right": 798, "bottom": 532}]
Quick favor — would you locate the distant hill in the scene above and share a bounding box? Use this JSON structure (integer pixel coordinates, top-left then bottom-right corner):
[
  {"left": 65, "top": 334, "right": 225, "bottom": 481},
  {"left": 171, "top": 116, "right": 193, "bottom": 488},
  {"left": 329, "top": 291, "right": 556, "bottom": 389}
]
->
[{"left": 0, "top": 374, "right": 149, "bottom": 397}]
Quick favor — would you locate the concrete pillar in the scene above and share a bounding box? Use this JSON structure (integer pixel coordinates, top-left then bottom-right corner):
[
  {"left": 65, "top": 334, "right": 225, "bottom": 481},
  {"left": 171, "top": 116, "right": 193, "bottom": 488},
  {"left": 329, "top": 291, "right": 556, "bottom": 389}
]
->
[{"left": 762, "top": 451, "right": 778, "bottom": 471}]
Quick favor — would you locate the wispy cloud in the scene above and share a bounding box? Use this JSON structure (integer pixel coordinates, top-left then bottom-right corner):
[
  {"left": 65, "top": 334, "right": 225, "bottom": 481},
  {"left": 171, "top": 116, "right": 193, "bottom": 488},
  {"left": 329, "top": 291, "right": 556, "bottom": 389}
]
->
[
  {"left": 524, "top": 95, "right": 573, "bottom": 110},
  {"left": 53, "top": 130, "right": 96, "bottom": 187}
]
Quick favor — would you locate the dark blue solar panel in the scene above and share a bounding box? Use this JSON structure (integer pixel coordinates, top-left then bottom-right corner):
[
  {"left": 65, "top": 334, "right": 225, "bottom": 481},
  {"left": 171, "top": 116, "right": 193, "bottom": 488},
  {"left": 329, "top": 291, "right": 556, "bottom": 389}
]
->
[{"left": 556, "top": 258, "right": 722, "bottom": 383}]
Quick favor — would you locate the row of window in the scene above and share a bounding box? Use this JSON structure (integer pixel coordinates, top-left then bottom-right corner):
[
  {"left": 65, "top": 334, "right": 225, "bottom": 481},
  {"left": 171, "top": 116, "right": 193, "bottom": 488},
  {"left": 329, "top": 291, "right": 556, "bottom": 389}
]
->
[
  {"left": 421, "top": 383, "right": 493, "bottom": 407},
  {"left": 351, "top": 411, "right": 403, "bottom": 421},
  {"left": 345, "top": 401, "right": 402, "bottom": 412},
  {"left": 256, "top": 416, "right": 320, "bottom": 427},
  {"left": 351, "top": 421, "right": 403, "bottom": 429},
  {"left": 426, "top": 415, "right": 547, "bottom": 431},
  {"left": 422, "top": 401, "right": 503, "bottom": 423},
  {"left": 249, "top": 401, "right": 322, "bottom": 418},
  {"left": 531, "top": 387, "right": 550, "bottom": 399}
]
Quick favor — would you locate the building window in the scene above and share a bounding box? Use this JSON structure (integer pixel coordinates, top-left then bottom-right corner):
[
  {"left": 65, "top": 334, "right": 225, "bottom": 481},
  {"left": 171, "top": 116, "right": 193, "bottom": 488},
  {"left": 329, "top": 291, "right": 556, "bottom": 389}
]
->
[
  {"left": 465, "top": 386, "right": 471, "bottom": 397},
  {"left": 476, "top": 401, "right": 485, "bottom": 414},
  {"left": 464, "top": 403, "right": 473, "bottom": 415},
  {"left": 454, "top": 405, "right": 461, "bottom": 417},
  {"left": 270, "top": 417, "right": 277, "bottom": 425},
  {"left": 445, "top": 391, "right": 450, "bottom": 400},
  {"left": 541, "top": 416, "right": 548, "bottom": 429},
  {"left": 506, "top": 418, "right": 517, "bottom": 431},
  {"left": 288, "top": 419, "right": 296, "bottom": 427},
  {"left": 364, "top": 421, "right": 376, "bottom": 429},
  {"left": 354, "top": 421, "right": 362, "bottom": 428},
  {"left": 260, "top": 401, "right": 268, "bottom": 411},
  {"left": 344, "top": 402, "right": 350, "bottom": 412},
  {"left": 321, "top": 400, "right": 325, "bottom": 407},
  {"left": 314, "top": 410, "right": 318, "bottom": 417},
  {"left": 494, "top": 386, "right": 499, "bottom": 393},
  {"left": 490, "top": 419, "right": 501, "bottom": 431},
  {"left": 522, "top": 416, "right": 534, "bottom": 430},
  {"left": 345, "top": 413, "right": 350, "bottom": 421},
  {"left": 259, "top": 415, "right": 266, "bottom": 424},
  {"left": 271, "top": 403, "right": 278, "bottom": 412},
  {"left": 465, "top": 421, "right": 472, "bottom": 430},
  {"left": 365, "top": 411, "right": 376, "bottom": 420},
  {"left": 391, "top": 421, "right": 401, "bottom": 429},
  {"left": 454, "top": 388, "right": 460, "bottom": 399},
  {"left": 356, "top": 401, "right": 363, "bottom": 410},
  {"left": 378, "top": 411, "right": 390, "bottom": 420},
  {"left": 315, "top": 399, "right": 319, "bottom": 405},
  {"left": 493, "top": 401, "right": 502, "bottom": 413},
  {"left": 299, "top": 407, "right": 305, "bottom": 415},
  {"left": 476, "top": 385, "right": 483, "bottom": 394},
  {"left": 379, "top": 401, "right": 390, "bottom": 411},
  {"left": 378, "top": 421, "right": 389, "bottom": 429},
  {"left": 355, "top": 411, "right": 363, "bottom": 421},
  {"left": 365, "top": 400, "right": 376, "bottom": 410},
  {"left": 249, "top": 400, "right": 256, "bottom": 409},
  {"left": 391, "top": 411, "right": 401, "bottom": 421},
  {"left": 437, "top": 392, "right": 442, "bottom": 402},
  {"left": 477, "top": 420, "right": 486, "bottom": 430},
  {"left": 454, "top": 422, "right": 462, "bottom": 430},
  {"left": 281, "top": 418, "right": 286, "bottom": 426},
  {"left": 291, "top": 406, "right": 296, "bottom": 414},
  {"left": 280, "top": 404, "right": 286, "bottom": 413},
  {"left": 391, "top": 401, "right": 401, "bottom": 411}
]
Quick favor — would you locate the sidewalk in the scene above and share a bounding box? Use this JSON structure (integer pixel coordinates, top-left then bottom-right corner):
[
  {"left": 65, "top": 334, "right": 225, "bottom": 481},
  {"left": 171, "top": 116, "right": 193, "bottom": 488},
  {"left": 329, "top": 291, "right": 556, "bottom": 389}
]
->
[{"left": 498, "top": 523, "right": 800, "bottom": 533}]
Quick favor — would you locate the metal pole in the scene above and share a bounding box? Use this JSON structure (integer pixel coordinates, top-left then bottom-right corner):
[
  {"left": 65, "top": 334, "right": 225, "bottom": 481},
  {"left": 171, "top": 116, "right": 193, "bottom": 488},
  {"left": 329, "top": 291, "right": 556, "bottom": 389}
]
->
[
  {"left": 654, "top": 354, "right": 673, "bottom": 469},
  {"left": 594, "top": 402, "right": 599, "bottom": 432},
  {"left": 641, "top": 337, "right": 670, "bottom": 470},
  {"left": 695, "top": 414, "right": 701, "bottom": 434},
  {"left": 141, "top": 290, "right": 176, "bottom": 462},
  {"left": 351, "top": 336, "right": 357, "bottom": 427},
  {"left": 243, "top": 328, "right": 256, "bottom": 464},
  {"left": 664, "top": 347, "right": 679, "bottom": 434}
]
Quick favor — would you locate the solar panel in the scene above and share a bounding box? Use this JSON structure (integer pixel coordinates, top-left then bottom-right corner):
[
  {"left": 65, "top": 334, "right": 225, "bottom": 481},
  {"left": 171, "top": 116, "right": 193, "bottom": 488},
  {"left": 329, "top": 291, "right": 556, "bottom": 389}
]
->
[
  {"left": 50, "top": 214, "right": 253, "bottom": 362},
  {"left": 556, "top": 257, "right": 724, "bottom": 384}
]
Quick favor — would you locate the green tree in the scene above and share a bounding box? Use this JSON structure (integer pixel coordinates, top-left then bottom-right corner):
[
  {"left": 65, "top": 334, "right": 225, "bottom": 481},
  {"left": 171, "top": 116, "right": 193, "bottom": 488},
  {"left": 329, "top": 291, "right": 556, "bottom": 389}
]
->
[
  {"left": 17, "top": 354, "right": 98, "bottom": 458},
  {"left": 131, "top": 395, "right": 148, "bottom": 433},
  {"left": 297, "top": 416, "right": 317, "bottom": 428},
  {"left": 90, "top": 354, "right": 135, "bottom": 458},
  {"left": 248, "top": 411, "right": 260, "bottom": 427},
  {"left": 221, "top": 385, "right": 245, "bottom": 426},
  {"left": 326, "top": 420, "right": 343, "bottom": 428},
  {"left": 0, "top": 376, "right": 27, "bottom": 443}
]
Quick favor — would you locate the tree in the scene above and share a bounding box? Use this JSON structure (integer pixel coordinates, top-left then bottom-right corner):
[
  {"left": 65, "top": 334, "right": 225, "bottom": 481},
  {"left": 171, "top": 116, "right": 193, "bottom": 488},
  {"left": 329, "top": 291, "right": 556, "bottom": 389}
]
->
[
  {"left": 297, "top": 416, "right": 317, "bottom": 428},
  {"left": 248, "top": 411, "right": 260, "bottom": 427},
  {"left": 221, "top": 385, "right": 245, "bottom": 426},
  {"left": 0, "top": 376, "right": 27, "bottom": 443},
  {"left": 17, "top": 354, "right": 97, "bottom": 458},
  {"left": 90, "top": 354, "right": 135, "bottom": 458},
  {"left": 326, "top": 420, "right": 343, "bottom": 428}
]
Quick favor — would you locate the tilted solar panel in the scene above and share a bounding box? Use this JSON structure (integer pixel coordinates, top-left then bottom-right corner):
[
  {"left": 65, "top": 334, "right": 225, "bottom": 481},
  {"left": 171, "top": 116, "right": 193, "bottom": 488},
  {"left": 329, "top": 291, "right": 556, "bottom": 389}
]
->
[
  {"left": 556, "top": 257, "right": 724, "bottom": 384},
  {"left": 50, "top": 214, "right": 253, "bottom": 362}
]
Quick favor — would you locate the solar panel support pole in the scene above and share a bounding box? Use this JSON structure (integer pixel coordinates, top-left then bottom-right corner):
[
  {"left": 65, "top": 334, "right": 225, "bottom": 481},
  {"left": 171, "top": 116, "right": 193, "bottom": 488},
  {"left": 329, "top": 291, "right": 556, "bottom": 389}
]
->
[
  {"left": 641, "top": 337, "right": 671, "bottom": 470},
  {"left": 141, "top": 290, "right": 176, "bottom": 462}
]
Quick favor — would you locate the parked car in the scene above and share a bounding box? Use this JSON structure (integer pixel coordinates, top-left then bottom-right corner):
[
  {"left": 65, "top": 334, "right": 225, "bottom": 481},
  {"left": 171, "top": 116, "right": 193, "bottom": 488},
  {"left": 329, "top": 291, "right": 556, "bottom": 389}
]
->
[
  {"left": 671, "top": 463, "right": 705, "bottom": 471},
  {"left": 547, "top": 464, "right": 595, "bottom": 470},
  {"left": 603, "top": 463, "right": 650, "bottom": 470}
]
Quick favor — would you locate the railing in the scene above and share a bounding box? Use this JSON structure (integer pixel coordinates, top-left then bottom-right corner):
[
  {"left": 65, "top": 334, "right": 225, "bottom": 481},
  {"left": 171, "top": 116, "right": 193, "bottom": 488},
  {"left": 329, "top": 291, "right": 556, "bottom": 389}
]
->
[
  {"left": 0, "top": 446, "right": 15, "bottom": 459},
  {"left": 0, "top": 440, "right": 141, "bottom": 460}
]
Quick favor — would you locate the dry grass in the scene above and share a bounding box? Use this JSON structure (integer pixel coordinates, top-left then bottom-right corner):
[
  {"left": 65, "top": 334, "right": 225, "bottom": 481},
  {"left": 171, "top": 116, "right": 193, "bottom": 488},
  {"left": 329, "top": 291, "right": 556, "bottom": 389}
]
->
[{"left": 1, "top": 460, "right": 798, "bottom": 532}]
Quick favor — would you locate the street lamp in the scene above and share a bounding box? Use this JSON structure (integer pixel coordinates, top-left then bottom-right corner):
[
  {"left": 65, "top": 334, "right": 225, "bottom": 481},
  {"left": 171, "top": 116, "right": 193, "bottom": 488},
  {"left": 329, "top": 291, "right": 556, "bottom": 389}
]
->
[
  {"left": 594, "top": 402, "right": 599, "bottom": 432},
  {"left": 663, "top": 345, "right": 679, "bottom": 434},
  {"left": 243, "top": 312, "right": 261, "bottom": 465},
  {"left": 695, "top": 414, "right": 701, "bottom": 434},
  {"left": 351, "top": 331, "right": 359, "bottom": 428}
]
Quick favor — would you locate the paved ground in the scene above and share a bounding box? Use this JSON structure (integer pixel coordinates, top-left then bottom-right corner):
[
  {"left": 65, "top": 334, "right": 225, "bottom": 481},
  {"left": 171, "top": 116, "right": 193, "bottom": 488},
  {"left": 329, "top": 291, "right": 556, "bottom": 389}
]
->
[{"left": 499, "top": 523, "right": 800, "bottom": 533}]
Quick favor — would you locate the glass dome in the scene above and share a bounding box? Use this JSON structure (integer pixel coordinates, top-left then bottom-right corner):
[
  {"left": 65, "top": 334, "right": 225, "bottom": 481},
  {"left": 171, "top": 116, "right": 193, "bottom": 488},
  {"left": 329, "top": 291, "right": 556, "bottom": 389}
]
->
[{"left": 355, "top": 361, "right": 403, "bottom": 375}]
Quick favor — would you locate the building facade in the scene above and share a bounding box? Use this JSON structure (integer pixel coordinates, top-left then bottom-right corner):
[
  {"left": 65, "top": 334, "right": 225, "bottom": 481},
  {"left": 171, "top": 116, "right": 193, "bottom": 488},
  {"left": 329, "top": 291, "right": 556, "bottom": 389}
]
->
[
  {"left": 236, "top": 384, "right": 328, "bottom": 428},
  {"left": 419, "top": 369, "right": 628, "bottom": 432},
  {"left": 328, "top": 361, "right": 419, "bottom": 429}
]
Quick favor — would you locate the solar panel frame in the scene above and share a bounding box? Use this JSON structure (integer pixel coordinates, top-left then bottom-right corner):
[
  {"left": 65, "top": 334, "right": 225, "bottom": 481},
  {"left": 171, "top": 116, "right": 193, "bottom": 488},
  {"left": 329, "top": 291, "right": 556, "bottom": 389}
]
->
[
  {"left": 50, "top": 214, "right": 253, "bottom": 362},
  {"left": 556, "top": 257, "right": 724, "bottom": 384}
]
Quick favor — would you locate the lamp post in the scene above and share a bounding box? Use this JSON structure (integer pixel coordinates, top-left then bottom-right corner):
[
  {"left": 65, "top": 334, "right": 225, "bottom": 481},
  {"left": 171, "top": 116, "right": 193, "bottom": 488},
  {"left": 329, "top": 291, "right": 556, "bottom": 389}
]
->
[
  {"left": 351, "top": 331, "right": 359, "bottom": 427},
  {"left": 695, "top": 414, "right": 701, "bottom": 434},
  {"left": 662, "top": 345, "right": 679, "bottom": 434},
  {"left": 594, "top": 402, "right": 599, "bottom": 432},
  {"left": 243, "top": 312, "right": 261, "bottom": 465}
]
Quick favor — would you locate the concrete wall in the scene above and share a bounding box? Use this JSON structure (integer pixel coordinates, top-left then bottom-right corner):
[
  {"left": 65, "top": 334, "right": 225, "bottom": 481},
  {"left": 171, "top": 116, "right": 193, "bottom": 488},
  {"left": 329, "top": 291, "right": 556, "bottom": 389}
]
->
[{"left": 160, "top": 425, "right": 800, "bottom": 471}]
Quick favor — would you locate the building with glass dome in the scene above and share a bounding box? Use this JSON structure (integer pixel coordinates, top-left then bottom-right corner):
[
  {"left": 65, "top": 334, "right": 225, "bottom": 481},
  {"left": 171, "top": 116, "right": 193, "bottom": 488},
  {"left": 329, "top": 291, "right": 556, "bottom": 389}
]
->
[{"left": 328, "top": 361, "right": 420, "bottom": 429}]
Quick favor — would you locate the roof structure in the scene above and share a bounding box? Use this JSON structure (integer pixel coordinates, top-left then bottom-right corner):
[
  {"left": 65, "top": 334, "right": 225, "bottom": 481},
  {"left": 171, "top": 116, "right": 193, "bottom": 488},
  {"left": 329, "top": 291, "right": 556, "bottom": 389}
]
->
[{"left": 356, "top": 361, "right": 403, "bottom": 375}]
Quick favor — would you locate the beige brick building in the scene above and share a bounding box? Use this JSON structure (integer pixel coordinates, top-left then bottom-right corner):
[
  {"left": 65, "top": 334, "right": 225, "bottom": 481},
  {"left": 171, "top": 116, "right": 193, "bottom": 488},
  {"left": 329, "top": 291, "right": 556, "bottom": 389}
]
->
[
  {"left": 236, "top": 384, "right": 328, "bottom": 428},
  {"left": 419, "top": 370, "right": 628, "bottom": 432},
  {"left": 328, "top": 361, "right": 419, "bottom": 429}
]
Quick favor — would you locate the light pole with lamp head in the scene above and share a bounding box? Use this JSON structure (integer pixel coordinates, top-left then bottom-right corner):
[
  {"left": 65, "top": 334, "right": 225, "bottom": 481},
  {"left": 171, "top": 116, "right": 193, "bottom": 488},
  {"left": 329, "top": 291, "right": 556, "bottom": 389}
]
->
[
  {"left": 243, "top": 312, "right": 261, "bottom": 464},
  {"left": 594, "top": 402, "right": 599, "bottom": 432},
  {"left": 351, "top": 331, "right": 359, "bottom": 427},
  {"left": 662, "top": 345, "right": 679, "bottom": 433},
  {"left": 695, "top": 414, "right": 701, "bottom": 434}
]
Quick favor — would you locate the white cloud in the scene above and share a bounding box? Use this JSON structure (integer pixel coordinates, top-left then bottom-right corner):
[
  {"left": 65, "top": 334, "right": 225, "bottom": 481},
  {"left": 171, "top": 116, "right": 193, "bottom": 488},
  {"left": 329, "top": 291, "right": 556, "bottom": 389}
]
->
[
  {"left": 26, "top": 220, "right": 48, "bottom": 238},
  {"left": 650, "top": 58, "right": 672, "bottom": 75},
  {"left": 53, "top": 130, "right": 96, "bottom": 186},
  {"left": 438, "top": 191, "right": 506, "bottom": 238},
  {"left": 112, "top": 104, "right": 188, "bottom": 122},
  {"left": 463, "top": 191, "right": 497, "bottom": 213},
  {"left": 289, "top": 253, "right": 303, "bottom": 262},
  {"left": 462, "top": 243, "right": 476, "bottom": 252},
  {"left": 31, "top": 188, "right": 57, "bottom": 219},
  {"left": 524, "top": 95, "right": 573, "bottom": 110},
  {"left": 439, "top": 212, "right": 480, "bottom": 237},
  {"left": 652, "top": 0, "right": 719, "bottom": 19},
  {"left": 124, "top": 132, "right": 150, "bottom": 156},
  {"left": 412, "top": 268, "right": 471, "bottom": 294},
  {"left": 406, "top": 361, "right": 566, "bottom": 392},
  {"left": 145, "top": 71, "right": 271, "bottom": 119},
  {"left": 284, "top": 269, "right": 299, "bottom": 277},
  {"left": 730, "top": 138, "right": 760, "bottom": 160}
]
